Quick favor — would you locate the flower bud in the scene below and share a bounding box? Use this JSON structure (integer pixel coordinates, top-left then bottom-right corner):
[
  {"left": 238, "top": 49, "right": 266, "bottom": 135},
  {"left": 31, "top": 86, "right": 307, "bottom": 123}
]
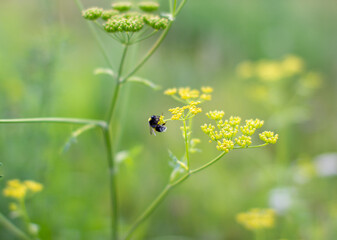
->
[
  {"left": 82, "top": 7, "right": 103, "bottom": 20},
  {"left": 138, "top": 1, "right": 160, "bottom": 12},
  {"left": 112, "top": 2, "right": 132, "bottom": 12}
]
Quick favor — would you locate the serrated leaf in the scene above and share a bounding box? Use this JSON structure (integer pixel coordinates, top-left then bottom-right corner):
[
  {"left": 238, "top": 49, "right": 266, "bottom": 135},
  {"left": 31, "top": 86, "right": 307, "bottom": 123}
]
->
[
  {"left": 94, "top": 68, "right": 115, "bottom": 77},
  {"left": 127, "top": 76, "right": 161, "bottom": 90},
  {"left": 61, "top": 124, "right": 97, "bottom": 153}
]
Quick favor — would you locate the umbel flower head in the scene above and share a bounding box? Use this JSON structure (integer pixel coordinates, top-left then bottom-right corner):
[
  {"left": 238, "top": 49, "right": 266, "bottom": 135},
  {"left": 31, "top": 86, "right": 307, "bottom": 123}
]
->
[
  {"left": 82, "top": 7, "right": 103, "bottom": 20},
  {"left": 236, "top": 208, "right": 276, "bottom": 230},
  {"left": 138, "top": 1, "right": 160, "bottom": 12},
  {"left": 201, "top": 111, "right": 278, "bottom": 152},
  {"left": 164, "top": 86, "right": 213, "bottom": 103},
  {"left": 3, "top": 179, "right": 43, "bottom": 200},
  {"left": 112, "top": 2, "right": 133, "bottom": 12}
]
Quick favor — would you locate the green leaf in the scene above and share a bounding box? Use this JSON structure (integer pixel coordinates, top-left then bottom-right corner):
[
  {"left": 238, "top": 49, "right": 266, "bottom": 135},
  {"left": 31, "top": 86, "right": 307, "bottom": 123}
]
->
[
  {"left": 115, "top": 146, "right": 143, "bottom": 167},
  {"left": 168, "top": 150, "right": 187, "bottom": 183},
  {"left": 94, "top": 68, "right": 115, "bottom": 77},
  {"left": 127, "top": 76, "right": 161, "bottom": 90},
  {"left": 61, "top": 124, "right": 97, "bottom": 153}
]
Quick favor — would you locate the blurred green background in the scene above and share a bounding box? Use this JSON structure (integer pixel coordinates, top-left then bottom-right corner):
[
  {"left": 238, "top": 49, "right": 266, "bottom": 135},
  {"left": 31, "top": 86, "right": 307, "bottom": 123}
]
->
[{"left": 0, "top": 0, "right": 336, "bottom": 239}]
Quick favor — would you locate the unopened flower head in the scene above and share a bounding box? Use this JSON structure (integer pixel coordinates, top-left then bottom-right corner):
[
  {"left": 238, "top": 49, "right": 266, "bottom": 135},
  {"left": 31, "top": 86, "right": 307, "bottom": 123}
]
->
[
  {"left": 259, "top": 131, "right": 278, "bottom": 144},
  {"left": 236, "top": 208, "right": 276, "bottom": 230},
  {"left": 82, "top": 8, "right": 103, "bottom": 20},
  {"left": 104, "top": 15, "right": 144, "bottom": 33},
  {"left": 101, "top": 9, "right": 119, "bottom": 20},
  {"left": 138, "top": 1, "right": 160, "bottom": 12},
  {"left": 112, "top": 2, "right": 133, "bottom": 12},
  {"left": 164, "top": 88, "right": 177, "bottom": 95},
  {"left": 144, "top": 15, "right": 169, "bottom": 30}
]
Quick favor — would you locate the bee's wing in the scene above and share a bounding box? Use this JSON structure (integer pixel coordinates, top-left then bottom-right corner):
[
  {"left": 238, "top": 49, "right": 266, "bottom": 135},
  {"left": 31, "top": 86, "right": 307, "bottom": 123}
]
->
[{"left": 149, "top": 126, "right": 156, "bottom": 136}]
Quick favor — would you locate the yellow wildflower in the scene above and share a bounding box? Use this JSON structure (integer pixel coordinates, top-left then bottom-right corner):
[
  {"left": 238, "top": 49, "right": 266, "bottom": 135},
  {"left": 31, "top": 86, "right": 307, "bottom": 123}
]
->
[
  {"left": 235, "top": 135, "right": 252, "bottom": 147},
  {"left": 259, "top": 131, "right": 279, "bottom": 144},
  {"left": 206, "top": 110, "right": 225, "bottom": 120},
  {"left": 24, "top": 180, "right": 43, "bottom": 193},
  {"left": 3, "top": 179, "right": 27, "bottom": 199},
  {"left": 201, "top": 86, "right": 213, "bottom": 93},
  {"left": 256, "top": 60, "right": 284, "bottom": 82},
  {"left": 216, "top": 139, "right": 234, "bottom": 153},
  {"left": 282, "top": 55, "right": 304, "bottom": 76},
  {"left": 164, "top": 88, "right": 177, "bottom": 95},
  {"left": 200, "top": 94, "right": 211, "bottom": 101},
  {"left": 236, "top": 208, "right": 276, "bottom": 230}
]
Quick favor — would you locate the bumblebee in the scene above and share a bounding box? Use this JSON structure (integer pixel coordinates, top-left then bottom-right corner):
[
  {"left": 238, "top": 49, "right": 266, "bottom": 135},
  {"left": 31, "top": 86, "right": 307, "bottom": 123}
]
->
[{"left": 148, "top": 115, "right": 167, "bottom": 135}]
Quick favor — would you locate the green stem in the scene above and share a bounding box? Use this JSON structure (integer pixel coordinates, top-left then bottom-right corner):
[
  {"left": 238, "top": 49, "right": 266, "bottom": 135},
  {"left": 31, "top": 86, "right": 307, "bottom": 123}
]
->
[
  {"left": 107, "top": 45, "right": 129, "bottom": 124},
  {"left": 102, "top": 128, "right": 118, "bottom": 240},
  {"left": 183, "top": 120, "right": 190, "bottom": 169},
  {"left": 174, "top": 0, "right": 188, "bottom": 17},
  {"left": 123, "top": 151, "right": 226, "bottom": 239},
  {"left": 0, "top": 212, "right": 32, "bottom": 240},
  {"left": 233, "top": 143, "right": 269, "bottom": 149},
  {"left": 122, "top": 21, "right": 173, "bottom": 82},
  {"left": 0, "top": 117, "right": 107, "bottom": 128},
  {"left": 191, "top": 152, "right": 227, "bottom": 174},
  {"left": 74, "top": 0, "right": 116, "bottom": 70}
]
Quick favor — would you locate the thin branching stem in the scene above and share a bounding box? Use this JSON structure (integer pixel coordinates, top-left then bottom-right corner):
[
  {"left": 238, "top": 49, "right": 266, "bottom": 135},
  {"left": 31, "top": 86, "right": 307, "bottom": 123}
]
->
[
  {"left": 102, "top": 128, "right": 119, "bottom": 240},
  {"left": 0, "top": 212, "right": 32, "bottom": 240},
  {"left": 183, "top": 120, "right": 190, "bottom": 169},
  {"left": 123, "top": 151, "right": 226, "bottom": 240},
  {"left": 0, "top": 118, "right": 107, "bottom": 128}
]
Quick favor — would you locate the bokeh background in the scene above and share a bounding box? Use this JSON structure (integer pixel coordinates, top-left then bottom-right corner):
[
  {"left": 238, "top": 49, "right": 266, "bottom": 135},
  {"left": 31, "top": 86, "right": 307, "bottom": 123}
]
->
[{"left": 0, "top": 0, "right": 336, "bottom": 239}]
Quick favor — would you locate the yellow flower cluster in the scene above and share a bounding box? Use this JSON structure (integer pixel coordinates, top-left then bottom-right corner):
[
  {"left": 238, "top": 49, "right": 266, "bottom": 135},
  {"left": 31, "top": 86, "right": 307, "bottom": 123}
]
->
[
  {"left": 3, "top": 179, "right": 43, "bottom": 200},
  {"left": 202, "top": 111, "right": 277, "bottom": 151},
  {"left": 240, "top": 119, "right": 264, "bottom": 136},
  {"left": 236, "top": 55, "right": 304, "bottom": 82},
  {"left": 164, "top": 86, "right": 213, "bottom": 102},
  {"left": 168, "top": 101, "right": 202, "bottom": 120},
  {"left": 236, "top": 208, "right": 276, "bottom": 230},
  {"left": 235, "top": 135, "right": 252, "bottom": 147},
  {"left": 216, "top": 139, "right": 234, "bottom": 153},
  {"left": 259, "top": 131, "right": 279, "bottom": 144}
]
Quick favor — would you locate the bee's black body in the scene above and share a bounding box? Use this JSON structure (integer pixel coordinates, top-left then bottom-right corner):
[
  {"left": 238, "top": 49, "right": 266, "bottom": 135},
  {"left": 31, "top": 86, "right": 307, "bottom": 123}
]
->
[{"left": 148, "top": 115, "right": 167, "bottom": 135}]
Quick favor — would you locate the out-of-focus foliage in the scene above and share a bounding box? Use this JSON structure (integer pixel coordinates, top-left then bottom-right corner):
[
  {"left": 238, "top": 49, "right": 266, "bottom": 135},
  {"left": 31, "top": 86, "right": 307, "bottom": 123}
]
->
[{"left": 0, "top": 0, "right": 336, "bottom": 239}]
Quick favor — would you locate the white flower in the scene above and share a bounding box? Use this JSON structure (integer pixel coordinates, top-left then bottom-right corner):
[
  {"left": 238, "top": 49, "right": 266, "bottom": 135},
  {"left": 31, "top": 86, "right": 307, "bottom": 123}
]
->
[
  {"left": 314, "top": 153, "right": 337, "bottom": 177},
  {"left": 268, "top": 187, "right": 296, "bottom": 214}
]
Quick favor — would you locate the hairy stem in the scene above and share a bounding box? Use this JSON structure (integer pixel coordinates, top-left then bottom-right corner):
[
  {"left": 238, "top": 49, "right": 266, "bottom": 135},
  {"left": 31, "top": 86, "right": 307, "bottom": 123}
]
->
[
  {"left": 102, "top": 128, "right": 118, "bottom": 240},
  {"left": 123, "top": 151, "right": 226, "bottom": 239},
  {"left": 0, "top": 212, "right": 32, "bottom": 240}
]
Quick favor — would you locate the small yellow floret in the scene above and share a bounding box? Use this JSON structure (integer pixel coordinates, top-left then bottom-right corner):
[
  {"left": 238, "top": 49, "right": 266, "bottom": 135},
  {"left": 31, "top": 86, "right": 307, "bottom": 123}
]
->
[
  {"left": 3, "top": 179, "right": 27, "bottom": 199},
  {"left": 282, "top": 55, "right": 304, "bottom": 76},
  {"left": 164, "top": 88, "right": 177, "bottom": 95},
  {"left": 200, "top": 94, "right": 212, "bottom": 101},
  {"left": 256, "top": 60, "right": 284, "bottom": 82},
  {"left": 235, "top": 135, "right": 252, "bottom": 147},
  {"left": 259, "top": 131, "right": 278, "bottom": 144},
  {"left": 24, "top": 180, "right": 43, "bottom": 193},
  {"left": 201, "top": 86, "right": 213, "bottom": 93},
  {"left": 206, "top": 110, "right": 225, "bottom": 120},
  {"left": 216, "top": 139, "right": 234, "bottom": 153},
  {"left": 236, "top": 208, "right": 276, "bottom": 230}
]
